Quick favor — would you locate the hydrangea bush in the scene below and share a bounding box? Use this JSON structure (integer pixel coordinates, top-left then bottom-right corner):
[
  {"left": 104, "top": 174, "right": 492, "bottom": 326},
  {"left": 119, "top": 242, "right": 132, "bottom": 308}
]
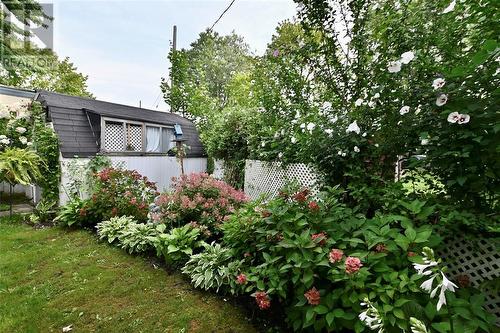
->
[
  {"left": 62, "top": 168, "right": 158, "bottom": 226},
  {"left": 221, "top": 186, "right": 495, "bottom": 332},
  {"left": 151, "top": 173, "right": 248, "bottom": 234}
]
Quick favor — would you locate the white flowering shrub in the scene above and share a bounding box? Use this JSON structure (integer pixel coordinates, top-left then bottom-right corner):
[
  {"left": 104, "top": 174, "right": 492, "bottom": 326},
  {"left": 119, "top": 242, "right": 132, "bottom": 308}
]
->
[{"left": 249, "top": 1, "right": 498, "bottom": 217}]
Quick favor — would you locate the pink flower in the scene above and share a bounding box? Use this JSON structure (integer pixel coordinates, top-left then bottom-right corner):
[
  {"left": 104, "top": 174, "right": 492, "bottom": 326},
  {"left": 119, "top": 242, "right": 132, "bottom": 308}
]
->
[
  {"left": 329, "top": 249, "right": 344, "bottom": 263},
  {"left": 308, "top": 201, "right": 320, "bottom": 211},
  {"left": 304, "top": 287, "right": 321, "bottom": 305},
  {"left": 236, "top": 274, "right": 247, "bottom": 285},
  {"left": 345, "top": 257, "right": 362, "bottom": 274},
  {"left": 254, "top": 291, "right": 271, "bottom": 310},
  {"left": 311, "top": 232, "right": 327, "bottom": 246}
]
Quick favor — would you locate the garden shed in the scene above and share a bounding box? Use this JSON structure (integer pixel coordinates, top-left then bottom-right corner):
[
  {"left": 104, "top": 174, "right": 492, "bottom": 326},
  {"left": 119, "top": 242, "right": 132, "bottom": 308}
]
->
[
  {"left": 34, "top": 91, "right": 207, "bottom": 203},
  {"left": 26, "top": 91, "right": 207, "bottom": 204}
]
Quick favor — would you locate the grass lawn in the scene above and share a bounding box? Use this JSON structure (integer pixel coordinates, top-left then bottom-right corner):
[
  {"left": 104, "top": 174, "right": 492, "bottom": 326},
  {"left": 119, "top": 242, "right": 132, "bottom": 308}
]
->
[{"left": 0, "top": 217, "right": 257, "bottom": 333}]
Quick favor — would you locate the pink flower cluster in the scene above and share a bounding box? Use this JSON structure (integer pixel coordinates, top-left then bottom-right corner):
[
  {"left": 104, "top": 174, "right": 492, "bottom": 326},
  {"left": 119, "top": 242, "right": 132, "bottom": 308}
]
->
[
  {"left": 329, "top": 248, "right": 344, "bottom": 263},
  {"left": 155, "top": 173, "right": 248, "bottom": 227},
  {"left": 236, "top": 273, "right": 247, "bottom": 285},
  {"left": 311, "top": 232, "right": 328, "bottom": 246},
  {"left": 345, "top": 256, "right": 363, "bottom": 274},
  {"left": 254, "top": 291, "right": 271, "bottom": 310},
  {"left": 304, "top": 287, "right": 321, "bottom": 305}
]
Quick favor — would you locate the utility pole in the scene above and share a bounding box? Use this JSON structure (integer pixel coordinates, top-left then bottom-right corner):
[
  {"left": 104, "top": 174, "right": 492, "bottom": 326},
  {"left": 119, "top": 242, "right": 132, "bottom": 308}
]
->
[{"left": 171, "top": 25, "right": 177, "bottom": 114}]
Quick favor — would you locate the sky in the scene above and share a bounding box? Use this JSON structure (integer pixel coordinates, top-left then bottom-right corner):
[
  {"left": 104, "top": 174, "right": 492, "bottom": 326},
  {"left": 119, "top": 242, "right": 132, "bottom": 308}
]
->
[{"left": 48, "top": 0, "right": 298, "bottom": 110}]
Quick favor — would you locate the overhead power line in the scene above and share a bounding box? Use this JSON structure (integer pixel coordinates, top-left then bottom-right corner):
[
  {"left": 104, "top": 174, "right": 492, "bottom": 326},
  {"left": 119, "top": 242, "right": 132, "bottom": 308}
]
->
[{"left": 209, "top": 0, "right": 236, "bottom": 31}]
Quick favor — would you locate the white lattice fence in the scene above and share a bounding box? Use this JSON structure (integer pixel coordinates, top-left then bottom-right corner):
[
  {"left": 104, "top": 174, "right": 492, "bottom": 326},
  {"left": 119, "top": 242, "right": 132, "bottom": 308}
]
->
[
  {"left": 437, "top": 237, "right": 500, "bottom": 322},
  {"left": 244, "top": 159, "right": 321, "bottom": 200}
]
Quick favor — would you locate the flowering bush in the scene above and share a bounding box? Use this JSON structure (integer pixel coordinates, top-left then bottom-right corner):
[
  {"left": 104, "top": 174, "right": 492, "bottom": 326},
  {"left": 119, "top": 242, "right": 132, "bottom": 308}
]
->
[
  {"left": 220, "top": 186, "right": 494, "bottom": 331},
  {"left": 77, "top": 168, "right": 158, "bottom": 226},
  {"left": 152, "top": 173, "right": 248, "bottom": 234}
]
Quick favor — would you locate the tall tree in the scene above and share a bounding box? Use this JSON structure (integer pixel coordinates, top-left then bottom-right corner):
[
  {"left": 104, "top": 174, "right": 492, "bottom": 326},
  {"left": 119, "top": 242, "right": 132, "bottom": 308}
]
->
[{"left": 161, "top": 30, "right": 254, "bottom": 119}]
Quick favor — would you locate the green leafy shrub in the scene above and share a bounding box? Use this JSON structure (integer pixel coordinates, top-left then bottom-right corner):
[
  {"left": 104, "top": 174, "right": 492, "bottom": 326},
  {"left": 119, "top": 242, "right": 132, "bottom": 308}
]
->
[
  {"left": 181, "top": 242, "right": 241, "bottom": 292},
  {"left": 75, "top": 168, "right": 158, "bottom": 226},
  {"left": 222, "top": 187, "right": 494, "bottom": 332},
  {"left": 54, "top": 199, "right": 89, "bottom": 227},
  {"left": 96, "top": 216, "right": 135, "bottom": 243},
  {"left": 151, "top": 224, "right": 205, "bottom": 266}
]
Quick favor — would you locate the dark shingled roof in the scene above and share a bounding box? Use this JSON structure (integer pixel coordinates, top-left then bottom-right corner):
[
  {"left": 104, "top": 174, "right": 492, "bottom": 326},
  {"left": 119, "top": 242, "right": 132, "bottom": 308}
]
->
[{"left": 35, "top": 90, "right": 205, "bottom": 158}]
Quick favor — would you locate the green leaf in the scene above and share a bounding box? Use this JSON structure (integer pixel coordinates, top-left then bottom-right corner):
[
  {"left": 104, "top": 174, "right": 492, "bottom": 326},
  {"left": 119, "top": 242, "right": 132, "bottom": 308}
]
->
[
  {"left": 314, "top": 305, "right": 329, "bottom": 315},
  {"left": 305, "top": 307, "right": 315, "bottom": 323},
  {"left": 393, "top": 308, "right": 405, "bottom": 319},
  {"left": 326, "top": 312, "right": 335, "bottom": 327},
  {"left": 432, "top": 322, "right": 451, "bottom": 333},
  {"left": 405, "top": 228, "right": 417, "bottom": 241}
]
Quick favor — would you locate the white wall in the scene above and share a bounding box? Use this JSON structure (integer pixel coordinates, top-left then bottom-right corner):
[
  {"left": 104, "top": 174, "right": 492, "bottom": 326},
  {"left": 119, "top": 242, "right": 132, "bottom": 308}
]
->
[{"left": 59, "top": 155, "right": 207, "bottom": 205}]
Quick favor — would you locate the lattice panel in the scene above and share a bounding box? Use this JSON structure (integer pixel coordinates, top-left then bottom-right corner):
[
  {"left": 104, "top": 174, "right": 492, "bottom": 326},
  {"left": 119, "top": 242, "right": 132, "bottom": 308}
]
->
[
  {"left": 127, "top": 124, "right": 143, "bottom": 151},
  {"left": 244, "top": 160, "right": 321, "bottom": 200},
  {"left": 437, "top": 237, "right": 500, "bottom": 323},
  {"left": 104, "top": 122, "right": 124, "bottom": 151}
]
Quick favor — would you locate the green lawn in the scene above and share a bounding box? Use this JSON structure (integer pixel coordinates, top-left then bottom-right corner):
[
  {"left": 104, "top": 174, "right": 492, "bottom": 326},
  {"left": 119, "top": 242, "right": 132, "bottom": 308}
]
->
[{"left": 0, "top": 217, "right": 257, "bottom": 333}]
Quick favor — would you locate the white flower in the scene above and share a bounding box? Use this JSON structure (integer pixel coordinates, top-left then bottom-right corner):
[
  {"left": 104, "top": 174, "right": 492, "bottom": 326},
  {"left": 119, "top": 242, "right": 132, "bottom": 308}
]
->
[
  {"left": 362, "top": 132, "right": 367, "bottom": 137},
  {"left": 413, "top": 261, "right": 438, "bottom": 276},
  {"left": 278, "top": 152, "right": 283, "bottom": 159},
  {"left": 432, "top": 78, "right": 446, "bottom": 90},
  {"left": 447, "top": 112, "right": 460, "bottom": 123},
  {"left": 325, "top": 128, "right": 333, "bottom": 135},
  {"left": 442, "top": 0, "right": 455, "bottom": 14},
  {"left": 388, "top": 60, "right": 402, "bottom": 73},
  {"left": 294, "top": 111, "right": 301, "bottom": 119},
  {"left": 291, "top": 137, "right": 297, "bottom": 144},
  {"left": 274, "top": 132, "right": 280, "bottom": 138},
  {"left": 355, "top": 98, "right": 364, "bottom": 106},
  {"left": 19, "top": 136, "right": 28, "bottom": 145},
  {"left": 15, "top": 126, "right": 27, "bottom": 134},
  {"left": 306, "top": 122, "right": 316, "bottom": 131},
  {"left": 0, "top": 138, "right": 10, "bottom": 145},
  {"left": 338, "top": 151, "right": 343, "bottom": 156},
  {"left": 342, "top": 152, "right": 346, "bottom": 157},
  {"left": 329, "top": 115, "right": 338, "bottom": 124},
  {"left": 261, "top": 142, "right": 266, "bottom": 148},
  {"left": 400, "top": 51, "right": 415, "bottom": 64},
  {"left": 27, "top": 141, "right": 33, "bottom": 146},
  {"left": 436, "top": 94, "right": 448, "bottom": 106},
  {"left": 457, "top": 114, "right": 470, "bottom": 124},
  {"left": 373, "top": 93, "right": 380, "bottom": 99},
  {"left": 436, "top": 272, "right": 458, "bottom": 310},
  {"left": 399, "top": 106, "right": 410, "bottom": 115},
  {"left": 374, "top": 143, "right": 379, "bottom": 147},
  {"left": 420, "top": 274, "right": 437, "bottom": 293},
  {"left": 280, "top": 129, "right": 285, "bottom": 136},
  {"left": 300, "top": 123, "right": 306, "bottom": 129},
  {"left": 346, "top": 120, "right": 361, "bottom": 134},
  {"left": 421, "top": 139, "right": 429, "bottom": 145},
  {"left": 0, "top": 134, "right": 6, "bottom": 139},
  {"left": 354, "top": 146, "right": 360, "bottom": 153},
  {"left": 368, "top": 101, "right": 376, "bottom": 108}
]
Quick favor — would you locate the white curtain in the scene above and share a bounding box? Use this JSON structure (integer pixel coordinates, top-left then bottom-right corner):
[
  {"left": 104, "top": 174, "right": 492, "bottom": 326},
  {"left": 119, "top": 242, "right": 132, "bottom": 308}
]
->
[
  {"left": 146, "top": 127, "right": 160, "bottom": 152},
  {"left": 161, "top": 128, "right": 175, "bottom": 152}
]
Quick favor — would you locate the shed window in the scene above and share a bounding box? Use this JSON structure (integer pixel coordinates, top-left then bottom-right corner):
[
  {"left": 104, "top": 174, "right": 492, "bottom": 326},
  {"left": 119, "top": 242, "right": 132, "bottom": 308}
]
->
[{"left": 103, "top": 117, "right": 176, "bottom": 154}]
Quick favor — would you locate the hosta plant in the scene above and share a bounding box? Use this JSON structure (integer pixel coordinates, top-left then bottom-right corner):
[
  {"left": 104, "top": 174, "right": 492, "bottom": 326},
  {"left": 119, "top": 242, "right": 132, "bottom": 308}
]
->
[
  {"left": 151, "top": 224, "right": 205, "bottom": 266},
  {"left": 182, "top": 242, "right": 242, "bottom": 292},
  {"left": 96, "top": 216, "right": 135, "bottom": 243},
  {"left": 118, "top": 222, "right": 165, "bottom": 254}
]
